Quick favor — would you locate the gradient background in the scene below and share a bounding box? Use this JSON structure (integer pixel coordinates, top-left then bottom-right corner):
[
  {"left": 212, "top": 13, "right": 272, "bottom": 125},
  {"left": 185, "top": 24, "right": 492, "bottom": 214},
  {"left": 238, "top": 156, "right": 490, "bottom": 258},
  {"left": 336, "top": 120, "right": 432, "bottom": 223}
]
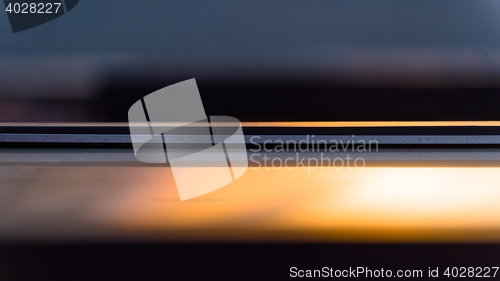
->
[
  {"left": 2, "top": 1, "right": 500, "bottom": 280},
  {"left": 1, "top": 1, "right": 500, "bottom": 121}
]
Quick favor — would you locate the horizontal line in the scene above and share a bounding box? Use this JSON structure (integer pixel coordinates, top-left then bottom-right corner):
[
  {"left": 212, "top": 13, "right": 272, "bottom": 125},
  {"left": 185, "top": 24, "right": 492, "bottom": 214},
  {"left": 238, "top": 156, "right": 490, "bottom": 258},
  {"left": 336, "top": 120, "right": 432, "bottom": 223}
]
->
[
  {"left": 242, "top": 121, "right": 500, "bottom": 127},
  {"left": 1, "top": 148, "right": 500, "bottom": 165},
  {"left": 2, "top": 121, "right": 500, "bottom": 128},
  {"left": 2, "top": 134, "right": 500, "bottom": 145}
]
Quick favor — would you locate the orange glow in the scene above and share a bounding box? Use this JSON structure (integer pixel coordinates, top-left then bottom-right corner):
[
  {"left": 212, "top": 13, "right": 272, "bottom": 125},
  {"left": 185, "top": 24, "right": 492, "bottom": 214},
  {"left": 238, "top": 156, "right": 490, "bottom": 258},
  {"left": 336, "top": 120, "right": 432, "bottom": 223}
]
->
[
  {"left": 71, "top": 166, "right": 500, "bottom": 242},
  {"left": 4, "top": 162, "right": 500, "bottom": 242}
]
